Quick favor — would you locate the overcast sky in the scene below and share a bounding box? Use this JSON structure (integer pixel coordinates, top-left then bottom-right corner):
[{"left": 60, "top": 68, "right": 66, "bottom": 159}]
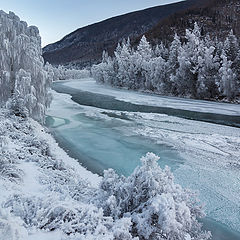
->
[{"left": 0, "top": 0, "right": 184, "bottom": 47}]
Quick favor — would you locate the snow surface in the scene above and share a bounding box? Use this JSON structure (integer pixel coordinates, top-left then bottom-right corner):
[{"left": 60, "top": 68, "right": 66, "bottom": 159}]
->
[
  {"left": 0, "top": 108, "right": 100, "bottom": 240},
  {"left": 62, "top": 79, "right": 240, "bottom": 116},
  {"left": 1, "top": 105, "right": 208, "bottom": 240}
]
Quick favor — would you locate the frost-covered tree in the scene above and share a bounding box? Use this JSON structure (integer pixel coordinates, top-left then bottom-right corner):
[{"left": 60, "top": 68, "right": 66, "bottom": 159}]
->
[
  {"left": 219, "top": 50, "right": 237, "bottom": 100},
  {"left": 222, "top": 31, "right": 240, "bottom": 95},
  {"left": 176, "top": 23, "right": 204, "bottom": 97},
  {"left": 95, "top": 153, "right": 211, "bottom": 240},
  {"left": 223, "top": 31, "right": 239, "bottom": 63},
  {"left": 135, "top": 36, "right": 152, "bottom": 89},
  {"left": 45, "top": 63, "right": 90, "bottom": 81},
  {"left": 0, "top": 11, "right": 52, "bottom": 123},
  {"left": 155, "top": 42, "right": 169, "bottom": 60},
  {"left": 167, "top": 33, "right": 181, "bottom": 94},
  {"left": 197, "top": 46, "right": 220, "bottom": 99},
  {"left": 92, "top": 51, "right": 117, "bottom": 86},
  {"left": 115, "top": 40, "right": 136, "bottom": 88},
  {"left": 150, "top": 56, "right": 168, "bottom": 93}
]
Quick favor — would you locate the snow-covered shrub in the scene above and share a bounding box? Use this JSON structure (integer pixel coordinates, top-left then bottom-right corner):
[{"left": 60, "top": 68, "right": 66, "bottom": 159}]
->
[
  {"left": 0, "top": 208, "right": 28, "bottom": 240},
  {"left": 4, "top": 195, "right": 40, "bottom": 227},
  {"left": 95, "top": 153, "right": 211, "bottom": 240},
  {"left": 4, "top": 194, "right": 136, "bottom": 240},
  {"left": 0, "top": 11, "right": 52, "bottom": 123},
  {"left": 0, "top": 159, "right": 23, "bottom": 183},
  {"left": 0, "top": 136, "right": 23, "bottom": 182},
  {"left": 4, "top": 195, "right": 111, "bottom": 236},
  {"left": 37, "top": 200, "right": 110, "bottom": 235},
  {"left": 38, "top": 164, "right": 94, "bottom": 202}
]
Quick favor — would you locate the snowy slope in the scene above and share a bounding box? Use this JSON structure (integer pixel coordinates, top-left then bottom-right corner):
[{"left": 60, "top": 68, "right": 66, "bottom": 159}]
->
[
  {"left": 1, "top": 107, "right": 211, "bottom": 240},
  {"left": 0, "top": 109, "right": 104, "bottom": 240}
]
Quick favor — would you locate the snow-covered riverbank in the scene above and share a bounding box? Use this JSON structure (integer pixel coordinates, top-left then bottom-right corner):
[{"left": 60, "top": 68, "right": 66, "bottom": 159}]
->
[
  {"left": 0, "top": 107, "right": 212, "bottom": 240},
  {"left": 0, "top": 108, "right": 105, "bottom": 239},
  {"left": 48, "top": 79, "right": 240, "bottom": 238}
]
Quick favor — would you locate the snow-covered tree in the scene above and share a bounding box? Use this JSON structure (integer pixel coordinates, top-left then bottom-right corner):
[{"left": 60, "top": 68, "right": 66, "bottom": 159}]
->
[
  {"left": 45, "top": 63, "right": 90, "bottom": 81},
  {"left": 0, "top": 11, "right": 52, "bottom": 123},
  {"left": 223, "top": 31, "right": 239, "bottom": 63},
  {"left": 197, "top": 46, "right": 220, "bottom": 99},
  {"left": 92, "top": 51, "right": 116, "bottom": 86},
  {"left": 115, "top": 40, "right": 136, "bottom": 88},
  {"left": 135, "top": 36, "right": 152, "bottom": 89},
  {"left": 150, "top": 56, "right": 168, "bottom": 93},
  {"left": 176, "top": 23, "right": 205, "bottom": 97},
  {"left": 219, "top": 50, "right": 237, "bottom": 100},
  {"left": 167, "top": 33, "right": 181, "bottom": 94},
  {"left": 155, "top": 42, "right": 169, "bottom": 60},
  {"left": 92, "top": 23, "right": 240, "bottom": 101}
]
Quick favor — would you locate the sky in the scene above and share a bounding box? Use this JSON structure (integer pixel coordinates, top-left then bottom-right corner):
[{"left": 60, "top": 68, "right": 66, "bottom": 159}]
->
[{"left": 0, "top": 0, "right": 184, "bottom": 47}]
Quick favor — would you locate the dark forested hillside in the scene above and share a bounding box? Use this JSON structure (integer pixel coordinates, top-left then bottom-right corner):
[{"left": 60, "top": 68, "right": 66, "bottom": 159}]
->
[
  {"left": 43, "top": 0, "right": 240, "bottom": 67},
  {"left": 42, "top": 0, "right": 200, "bottom": 67},
  {"left": 145, "top": 0, "right": 240, "bottom": 44}
]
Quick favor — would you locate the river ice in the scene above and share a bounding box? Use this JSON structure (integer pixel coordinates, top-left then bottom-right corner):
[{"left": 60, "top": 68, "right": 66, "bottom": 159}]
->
[
  {"left": 47, "top": 79, "right": 240, "bottom": 238},
  {"left": 62, "top": 79, "right": 240, "bottom": 116}
]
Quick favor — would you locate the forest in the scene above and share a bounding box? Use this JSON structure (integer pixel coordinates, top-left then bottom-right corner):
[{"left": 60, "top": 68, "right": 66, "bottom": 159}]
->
[{"left": 92, "top": 23, "right": 240, "bottom": 101}]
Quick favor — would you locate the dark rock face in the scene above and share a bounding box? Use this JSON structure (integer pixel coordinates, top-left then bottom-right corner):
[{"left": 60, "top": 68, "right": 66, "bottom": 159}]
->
[{"left": 42, "top": 0, "right": 199, "bottom": 67}]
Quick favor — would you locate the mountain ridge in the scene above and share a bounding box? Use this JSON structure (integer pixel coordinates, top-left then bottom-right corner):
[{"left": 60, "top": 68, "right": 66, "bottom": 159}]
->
[
  {"left": 144, "top": 0, "right": 240, "bottom": 44},
  {"left": 43, "top": 0, "right": 200, "bottom": 67}
]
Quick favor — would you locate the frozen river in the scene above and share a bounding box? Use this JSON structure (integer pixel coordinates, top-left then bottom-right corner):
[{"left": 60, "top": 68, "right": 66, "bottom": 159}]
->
[{"left": 46, "top": 79, "right": 240, "bottom": 239}]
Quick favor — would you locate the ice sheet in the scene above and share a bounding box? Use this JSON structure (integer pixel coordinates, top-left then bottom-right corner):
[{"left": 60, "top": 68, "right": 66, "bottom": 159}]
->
[{"left": 62, "top": 79, "right": 240, "bottom": 116}]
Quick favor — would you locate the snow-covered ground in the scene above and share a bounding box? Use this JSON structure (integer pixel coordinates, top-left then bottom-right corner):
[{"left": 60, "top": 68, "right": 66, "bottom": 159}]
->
[
  {"left": 0, "top": 104, "right": 213, "bottom": 240},
  {"left": 2, "top": 77, "right": 239, "bottom": 239},
  {"left": 48, "top": 79, "right": 240, "bottom": 237},
  {"left": 62, "top": 79, "right": 240, "bottom": 116},
  {"left": 0, "top": 109, "right": 106, "bottom": 240}
]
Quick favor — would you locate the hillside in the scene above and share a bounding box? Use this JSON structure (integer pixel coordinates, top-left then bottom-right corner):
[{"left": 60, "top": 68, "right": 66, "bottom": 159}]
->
[
  {"left": 42, "top": 0, "right": 200, "bottom": 67},
  {"left": 145, "top": 0, "right": 240, "bottom": 44}
]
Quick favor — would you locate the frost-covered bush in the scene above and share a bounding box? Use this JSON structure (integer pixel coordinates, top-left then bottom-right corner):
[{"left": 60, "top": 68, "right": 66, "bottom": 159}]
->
[
  {"left": 38, "top": 201, "right": 110, "bottom": 235},
  {"left": 0, "top": 136, "right": 23, "bottom": 182},
  {"left": 95, "top": 153, "right": 211, "bottom": 240},
  {"left": 0, "top": 158, "right": 23, "bottom": 183},
  {"left": 4, "top": 195, "right": 40, "bottom": 227},
  {"left": 4, "top": 194, "right": 136, "bottom": 240},
  {"left": 0, "top": 11, "right": 52, "bottom": 123},
  {"left": 0, "top": 208, "right": 28, "bottom": 240}
]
